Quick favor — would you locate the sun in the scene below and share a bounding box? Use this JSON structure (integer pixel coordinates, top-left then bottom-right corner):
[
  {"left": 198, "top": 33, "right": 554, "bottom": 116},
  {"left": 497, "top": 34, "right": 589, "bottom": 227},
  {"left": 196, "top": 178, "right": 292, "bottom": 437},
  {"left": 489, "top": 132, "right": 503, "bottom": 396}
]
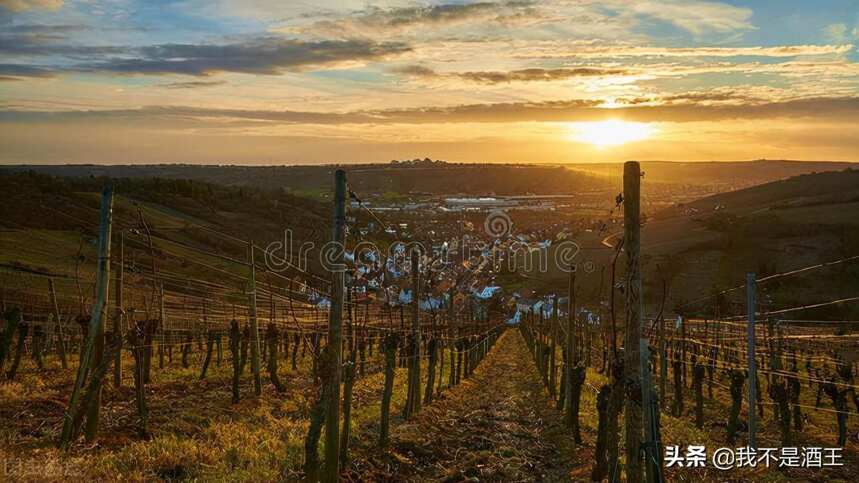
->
[{"left": 568, "top": 120, "right": 656, "bottom": 148}]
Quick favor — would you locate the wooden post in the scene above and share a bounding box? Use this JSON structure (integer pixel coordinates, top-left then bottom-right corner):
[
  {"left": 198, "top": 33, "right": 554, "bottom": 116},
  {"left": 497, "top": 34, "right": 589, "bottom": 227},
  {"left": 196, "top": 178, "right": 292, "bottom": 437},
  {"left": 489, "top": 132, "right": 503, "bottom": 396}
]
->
[
  {"left": 60, "top": 185, "right": 113, "bottom": 448},
  {"left": 549, "top": 294, "right": 558, "bottom": 397},
  {"left": 113, "top": 231, "right": 123, "bottom": 388},
  {"left": 448, "top": 287, "right": 456, "bottom": 389},
  {"left": 84, "top": 292, "right": 105, "bottom": 441},
  {"left": 405, "top": 248, "right": 422, "bottom": 418},
  {"left": 640, "top": 339, "right": 664, "bottom": 483},
  {"left": 746, "top": 272, "right": 757, "bottom": 449},
  {"left": 658, "top": 311, "right": 666, "bottom": 410},
  {"left": 247, "top": 242, "right": 262, "bottom": 396},
  {"left": 48, "top": 278, "right": 68, "bottom": 369},
  {"left": 680, "top": 314, "right": 687, "bottom": 388},
  {"left": 323, "top": 169, "right": 346, "bottom": 482},
  {"left": 564, "top": 270, "right": 576, "bottom": 425},
  {"left": 624, "top": 161, "right": 643, "bottom": 483},
  {"left": 156, "top": 283, "right": 164, "bottom": 377}
]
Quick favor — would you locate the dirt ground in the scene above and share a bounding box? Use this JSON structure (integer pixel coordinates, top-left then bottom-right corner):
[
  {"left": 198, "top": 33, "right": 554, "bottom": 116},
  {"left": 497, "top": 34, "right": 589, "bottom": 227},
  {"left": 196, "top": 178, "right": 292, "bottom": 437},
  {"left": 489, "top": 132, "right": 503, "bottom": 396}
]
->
[{"left": 348, "top": 329, "right": 592, "bottom": 482}]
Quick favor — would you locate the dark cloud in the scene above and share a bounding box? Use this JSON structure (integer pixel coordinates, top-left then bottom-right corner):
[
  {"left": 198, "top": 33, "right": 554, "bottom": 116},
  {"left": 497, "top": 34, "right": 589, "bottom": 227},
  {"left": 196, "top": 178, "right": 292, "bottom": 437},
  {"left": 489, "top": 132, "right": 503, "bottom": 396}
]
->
[
  {"left": 77, "top": 38, "right": 411, "bottom": 76},
  {"left": 0, "top": 25, "right": 123, "bottom": 57},
  {"left": 363, "top": 1, "right": 535, "bottom": 27},
  {"left": 0, "top": 63, "right": 55, "bottom": 79},
  {"left": 455, "top": 67, "right": 630, "bottom": 83},
  {"left": 302, "top": 1, "right": 541, "bottom": 36},
  {"left": 391, "top": 64, "right": 437, "bottom": 77},
  {"left": 394, "top": 65, "right": 631, "bottom": 83},
  {"left": 617, "top": 91, "right": 759, "bottom": 105},
  {"left": 6, "top": 96, "right": 859, "bottom": 125},
  {"left": 6, "top": 23, "right": 86, "bottom": 34},
  {"left": 160, "top": 80, "right": 227, "bottom": 89},
  {"left": 0, "top": 35, "right": 411, "bottom": 77}
]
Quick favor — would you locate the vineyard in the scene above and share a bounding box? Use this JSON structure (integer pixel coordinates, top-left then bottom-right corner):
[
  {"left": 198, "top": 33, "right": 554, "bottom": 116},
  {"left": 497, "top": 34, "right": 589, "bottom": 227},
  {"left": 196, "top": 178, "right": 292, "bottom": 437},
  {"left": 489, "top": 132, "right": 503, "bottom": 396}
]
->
[{"left": 0, "top": 163, "right": 857, "bottom": 482}]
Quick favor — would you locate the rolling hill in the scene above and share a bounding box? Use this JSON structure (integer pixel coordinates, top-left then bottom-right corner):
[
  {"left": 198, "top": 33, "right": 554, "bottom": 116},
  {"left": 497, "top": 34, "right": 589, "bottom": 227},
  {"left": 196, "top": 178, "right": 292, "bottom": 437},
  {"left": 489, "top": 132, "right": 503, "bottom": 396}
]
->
[{"left": 0, "top": 162, "right": 612, "bottom": 199}]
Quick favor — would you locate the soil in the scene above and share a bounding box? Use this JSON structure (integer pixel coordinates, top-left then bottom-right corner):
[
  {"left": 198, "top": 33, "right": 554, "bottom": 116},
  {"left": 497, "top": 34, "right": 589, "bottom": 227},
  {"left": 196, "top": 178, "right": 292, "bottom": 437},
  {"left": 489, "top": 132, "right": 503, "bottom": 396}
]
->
[{"left": 348, "top": 329, "right": 592, "bottom": 482}]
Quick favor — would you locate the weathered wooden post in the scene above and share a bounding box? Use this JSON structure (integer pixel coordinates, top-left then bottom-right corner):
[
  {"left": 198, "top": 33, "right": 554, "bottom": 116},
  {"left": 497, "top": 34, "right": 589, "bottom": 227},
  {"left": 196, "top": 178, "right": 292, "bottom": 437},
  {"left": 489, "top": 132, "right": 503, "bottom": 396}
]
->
[
  {"left": 658, "top": 311, "right": 666, "bottom": 410},
  {"left": 340, "top": 308, "right": 357, "bottom": 466},
  {"left": 549, "top": 294, "right": 558, "bottom": 397},
  {"left": 158, "top": 283, "right": 165, "bottom": 373},
  {"left": 680, "top": 313, "right": 687, "bottom": 387},
  {"left": 113, "top": 231, "right": 123, "bottom": 388},
  {"left": 624, "top": 161, "right": 643, "bottom": 483},
  {"left": 84, "top": 289, "right": 106, "bottom": 441},
  {"left": 564, "top": 269, "right": 576, "bottom": 427},
  {"left": 322, "top": 169, "right": 347, "bottom": 482},
  {"left": 564, "top": 264, "right": 587, "bottom": 444},
  {"left": 424, "top": 336, "right": 437, "bottom": 404},
  {"left": 746, "top": 272, "right": 757, "bottom": 449},
  {"left": 247, "top": 241, "right": 262, "bottom": 396},
  {"left": 404, "top": 247, "right": 422, "bottom": 418},
  {"left": 128, "top": 318, "right": 152, "bottom": 437},
  {"left": 60, "top": 185, "right": 113, "bottom": 448},
  {"left": 449, "top": 288, "right": 457, "bottom": 389},
  {"left": 641, "top": 339, "right": 664, "bottom": 483}
]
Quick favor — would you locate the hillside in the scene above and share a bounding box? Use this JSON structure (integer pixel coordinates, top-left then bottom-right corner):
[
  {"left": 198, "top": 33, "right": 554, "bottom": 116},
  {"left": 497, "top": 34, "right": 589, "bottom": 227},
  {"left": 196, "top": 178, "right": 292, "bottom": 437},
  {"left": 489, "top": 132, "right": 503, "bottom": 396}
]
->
[
  {"left": 648, "top": 168, "right": 859, "bottom": 318},
  {"left": 677, "top": 167, "right": 859, "bottom": 216},
  {"left": 569, "top": 159, "right": 855, "bottom": 189},
  {"left": 508, "top": 168, "right": 859, "bottom": 321},
  {"left": 0, "top": 162, "right": 612, "bottom": 198},
  {"left": 0, "top": 171, "right": 331, "bottom": 308}
]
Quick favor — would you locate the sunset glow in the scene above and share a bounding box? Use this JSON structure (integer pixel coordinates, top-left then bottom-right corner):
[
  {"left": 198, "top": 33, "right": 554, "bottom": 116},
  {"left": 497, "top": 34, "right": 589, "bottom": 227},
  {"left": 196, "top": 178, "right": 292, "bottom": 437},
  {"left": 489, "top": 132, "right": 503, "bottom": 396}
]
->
[
  {"left": 1, "top": 1, "right": 858, "bottom": 163},
  {"left": 569, "top": 121, "right": 656, "bottom": 148}
]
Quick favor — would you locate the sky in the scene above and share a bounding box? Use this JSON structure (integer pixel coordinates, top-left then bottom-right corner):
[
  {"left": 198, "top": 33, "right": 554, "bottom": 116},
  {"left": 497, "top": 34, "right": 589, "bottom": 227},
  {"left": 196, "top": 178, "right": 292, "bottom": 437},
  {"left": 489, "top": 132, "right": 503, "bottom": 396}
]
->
[{"left": 1, "top": 0, "right": 858, "bottom": 164}]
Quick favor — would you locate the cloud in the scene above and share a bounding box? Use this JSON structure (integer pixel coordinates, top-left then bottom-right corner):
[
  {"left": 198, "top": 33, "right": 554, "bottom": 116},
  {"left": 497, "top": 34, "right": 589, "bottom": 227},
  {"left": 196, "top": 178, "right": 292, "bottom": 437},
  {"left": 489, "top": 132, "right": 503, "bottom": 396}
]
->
[
  {"left": 160, "top": 80, "right": 227, "bottom": 89},
  {"left": 290, "top": 1, "right": 544, "bottom": 37},
  {"left": 0, "top": 25, "right": 123, "bottom": 57},
  {"left": 0, "top": 63, "right": 55, "bottom": 80},
  {"left": 6, "top": 23, "right": 86, "bottom": 34},
  {"left": 518, "top": 43, "right": 853, "bottom": 59},
  {"left": 394, "top": 65, "right": 631, "bottom": 83},
  {"left": 283, "top": 0, "right": 752, "bottom": 41},
  {"left": 455, "top": 67, "right": 630, "bottom": 83},
  {"left": 7, "top": 96, "right": 859, "bottom": 125},
  {"left": 392, "top": 64, "right": 438, "bottom": 77},
  {"left": 616, "top": 90, "right": 760, "bottom": 106},
  {"left": 629, "top": 0, "right": 753, "bottom": 35},
  {"left": 0, "top": 36, "right": 412, "bottom": 77},
  {"left": 78, "top": 38, "right": 411, "bottom": 76},
  {"left": 0, "top": 0, "right": 62, "bottom": 12}
]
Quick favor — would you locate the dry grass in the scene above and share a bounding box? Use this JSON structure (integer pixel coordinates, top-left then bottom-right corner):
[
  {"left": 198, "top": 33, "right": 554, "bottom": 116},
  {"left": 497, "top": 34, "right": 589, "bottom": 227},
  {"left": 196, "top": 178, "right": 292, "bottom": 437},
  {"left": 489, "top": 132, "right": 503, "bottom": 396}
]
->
[
  {"left": 2, "top": 332, "right": 857, "bottom": 482},
  {"left": 0, "top": 347, "right": 413, "bottom": 481}
]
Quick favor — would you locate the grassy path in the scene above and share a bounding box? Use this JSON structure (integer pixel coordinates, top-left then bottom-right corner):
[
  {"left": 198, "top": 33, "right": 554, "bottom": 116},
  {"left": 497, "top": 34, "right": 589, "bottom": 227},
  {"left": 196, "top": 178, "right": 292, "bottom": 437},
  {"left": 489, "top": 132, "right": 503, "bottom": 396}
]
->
[{"left": 351, "top": 329, "right": 581, "bottom": 482}]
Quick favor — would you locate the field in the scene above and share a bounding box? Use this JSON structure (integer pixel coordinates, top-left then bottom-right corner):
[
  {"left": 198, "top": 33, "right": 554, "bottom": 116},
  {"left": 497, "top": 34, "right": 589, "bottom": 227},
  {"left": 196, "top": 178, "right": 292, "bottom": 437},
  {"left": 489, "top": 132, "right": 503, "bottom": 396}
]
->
[{"left": 1, "top": 165, "right": 858, "bottom": 482}]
